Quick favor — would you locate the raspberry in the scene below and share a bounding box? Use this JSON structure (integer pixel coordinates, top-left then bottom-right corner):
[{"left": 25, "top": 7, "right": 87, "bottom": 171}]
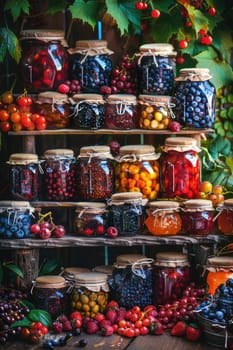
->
[
  {"left": 168, "top": 121, "right": 181, "bottom": 132},
  {"left": 57, "top": 83, "right": 70, "bottom": 94},
  {"left": 52, "top": 321, "right": 63, "bottom": 334},
  {"left": 85, "top": 320, "right": 99, "bottom": 334}
]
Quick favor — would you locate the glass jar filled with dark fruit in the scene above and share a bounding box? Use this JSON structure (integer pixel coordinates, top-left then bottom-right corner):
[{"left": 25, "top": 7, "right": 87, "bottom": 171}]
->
[{"left": 217, "top": 199, "right": 233, "bottom": 235}]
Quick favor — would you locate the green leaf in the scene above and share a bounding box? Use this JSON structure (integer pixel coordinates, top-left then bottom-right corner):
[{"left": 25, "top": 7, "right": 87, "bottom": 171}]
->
[
  {"left": 39, "top": 259, "right": 60, "bottom": 276},
  {"left": 213, "top": 22, "right": 233, "bottom": 64},
  {"left": 0, "top": 28, "right": 21, "bottom": 63},
  {"left": 4, "top": 0, "right": 29, "bottom": 22},
  {"left": 4, "top": 263, "right": 23, "bottom": 279},
  {"left": 46, "top": 0, "right": 68, "bottom": 14},
  {"left": 69, "top": 0, "right": 103, "bottom": 29},
  {"left": 154, "top": 0, "right": 175, "bottom": 13},
  {"left": 208, "top": 136, "right": 232, "bottom": 157},
  {"left": 28, "top": 310, "right": 52, "bottom": 327},
  {"left": 20, "top": 299, "right": 35, "bottom": 310},
  {"left": 119, "top": 1, "right": 141, "bottom": 29},
  {"left": 10, "top": 317, "right": 31, "bottom": 328},
  {"left": 150, "top": 11, "right": 182, "bottom": 43},
  {"left": 105, "top": 0, "right": 129, "bottom": 35}
]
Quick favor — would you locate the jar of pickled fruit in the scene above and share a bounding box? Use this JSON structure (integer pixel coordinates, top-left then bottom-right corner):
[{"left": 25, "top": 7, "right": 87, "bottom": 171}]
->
[
  {"left": 105, "top": 94, "right": 138, "bottom": 129},
  {"left": 217, "top": 199, "right": 233, "bottom": 235},
  {"left": 7, "top": 153, "right": 40, "bottom": 201},
  {"left": 76, "top": 145, "right": 114, "bottom": 201},
  {"left": 145, "top": 200, "right": 182, "bottom": 236},
  {"left": 109, "top": 254, "right": 154, "bottom": 309},
  {"left": 137, "top": 43, "right": 176, "bottom": 95},
  {"left": 73, "top": 202, "right": 108, "bottom": 236},
  {"left": 71, "top": 272, "right": 109, "bottom": 317},
  {"left": 34, "top": 91, "right": 70, "bottom": 129},
  {"left": 181, "top": 199, "right": 215, "bottom": 236},
  {"left": 173, "top": 68, "right": 216, "bottom": 128},
  {"left": 205, "top": 256, "right": 233, "bottom": 295},
  {"left": 152, "top": 252, "right": 190, "bottom": 305},
  {"left": 160, "top": 137, "right": 201, "bottom": 199},
  {"left": 20, "top": 29, "right": 68, "bottom": 92},
  {"left": 115, "top": 145, "right": 160, "bottom": 200},
  {"left": 41, "top": 148, "right": 76, "bottom": 201},
  {"left": 68, "top": 40, "right": 113, "bottom": 93},
  {"left": 70, "top": 93, "right": 105, "bottom": 129}
]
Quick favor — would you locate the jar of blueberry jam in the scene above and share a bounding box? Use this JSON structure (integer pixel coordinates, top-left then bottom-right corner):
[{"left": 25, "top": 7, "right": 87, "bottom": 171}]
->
[
  {"left": 41, "top": 149, "right": 76, "bottom": 201},
  {"left": 206, "top": 256, "right": 233, "bottom": 295},
  {"left": 7, "top": 153, "right": 40, "bottom": 201},
  {"left": 217, "top": 199, "right": 233, "bottom": 235},
  {"left": 160, "top": 137, "right": 201, "bottom": 199},
  {"left": 68, "top": 40, "right": 113, "bottom": 93},
  {"left": 20, "top": 30, "right": 68, "bottom": 92},
  {"left": 152, "top": 252, "right": 190, "bottom": 305},
  {"left": 173, "top": 68, "right": 216, "bottom": 128},
  {"left": 137, "top": 43, "right": 176, "bottom": 95}
]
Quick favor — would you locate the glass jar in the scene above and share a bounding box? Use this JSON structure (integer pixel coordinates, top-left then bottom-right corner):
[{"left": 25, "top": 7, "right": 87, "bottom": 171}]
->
[
  {"left": 33, "top": 91, "right": 70, "bottom": 129},
  {"left": 217, "top": 199, "right": 233, "bottom": 235},
  {"left": 173, "top": 68, "right": 216, "bottom": 128},
  {"left": 73, "top": 202, "right": 108, "bottom": 236},
  {"left": 138, "top": 95, "right": 174, "bottom": 129},
  {"left": 7, "top": 153, "right": 40, "bottom": 201},
  {"left": 152, "top": 252, "right": 190, "bottom": 305},
  {"left": 206, "top": 256, "right": 233, "bottom": 295},
  {"left": 109, "top": 254, "right": 154, "bottom": 309},
  {"left": 30, "top": 275, "right": 68, "bottom": 319},
  {"left": 71, "top": 272, "right": 109, "bottom": 317},
  {"left": 145, "top": 200, "right": 182, "bottom": 236},
  {"left": 62, "top": 267, "right": 90, "bottom": 285},
  {"left": 181, "top": 199, "right": 215, "bottom": 236},
  {"left": 41, "top": 149, "right": 76, "bottom": 201},
  {"left": 70, "top": 93, "right": 105, "bottom": 129},
  {"left": 20, "top": 29, "right": 68, "bottom": 92},
  {"left": 68, "top": 40, "right": 113, "bottom": 93},
  {"left": 0, "top": 201, "right": 34, "bottom": 239},
  {"left": 115, "top": 145, "right": 160, "bottom": 200},
  {"left": 76, "top": 145, "right": 114, "bottom": 201},
  {"left": 160, "top": 137, "right": 201, "bottom": 199},
  {"left": 137, "top": 43, "right": 176, "bottom": 95},
  {"left": 108, "top": 192, "right": 146, "bottom": 236},
  {"left": 105, "top": 94, "right": 138, "bottom": 129}
]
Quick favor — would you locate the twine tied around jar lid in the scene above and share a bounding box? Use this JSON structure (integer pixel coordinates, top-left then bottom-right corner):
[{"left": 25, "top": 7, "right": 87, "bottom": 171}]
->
[
  {"left": 108, "top": 192, "right": 147, "bottom": 213},
  {"left": 77, "top": 145, "right": 114, "bottom": 163},
  {"left": 154, "top": 252, "right": 190, "bottom": 267},
  {"left": 20, "top": 29, "right": 68, "bottom": 46},
  {"left": 149, "top": 200, "right": 180, "bottom": 215},
  {"left": 131, "top": 258, "right": 154, "bottom": 279},
  {"left": 68, "top": 40, "right": 114, "bottom": 62},
  {"left": 30, "top": 275, "right": 67, "bottom": 294},
  {"left": 137, "top": 43, "right": 176, "bottom": 66},
  {"left": 69, "top": 94, "right": 104, "bottom": 118},
  {"left": 138, "top": 95, "right": 176, "bottom": 119},
  {"left": 41, "top": 149, "right": 75, "bottom": 173},
  {"left": 206, "top": 256, "right": 233, "bottom": 272},
  {"left": 161, "top": 137, "right": 201, "bottom": 152},
  {"left": 36, "top": 91, "right": 68, "bottom": 112},
  {"left": 106, "top": 94, "right": 137, "bottom": 115},
  {"left": 73, "top": 272, "right": 109, "bottom": 292},
  {"left": 175, "top": 68, "right": 212, "bottom": 81},
  {"left": 114, "top": 254, "right": 148, "bottom": 268},
  {"left": 7, "top": 153, "right": 39, "bottom": 165},
  {"left": 75, "top": 202, "right": 107, "bottom": 218},
  {"left": 181, "top": 199, "right": 214, "bottom": 212},
  {"left": 117, "top": 144, "right": 160, "bottom": 162},
  {"left": 0, "top": 201, "right": 35, "bottom": 220}
]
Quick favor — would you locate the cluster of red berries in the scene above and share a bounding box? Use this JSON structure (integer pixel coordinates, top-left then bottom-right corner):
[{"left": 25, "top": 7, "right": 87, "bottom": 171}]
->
[
  {"left": 30, "top": 222, "right": 66, "bottom": 240},
  {"left": 134, "top": 1, "right": 161, "bottom": 19},
  {"left": 56, "top": 79, "right": 82, "bottom": 95},
  {"left": 20, "top": 321, "right": 48, "bottom": 344},
  {"left": 52, "top": 312, "right": 82, "bottom": 334}
]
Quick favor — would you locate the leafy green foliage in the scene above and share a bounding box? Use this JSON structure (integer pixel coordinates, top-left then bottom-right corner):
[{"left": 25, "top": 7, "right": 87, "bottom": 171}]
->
[
  {"left": 4, "top": 0, "right": 29, "bottom": 22},
  {"left": 0, "top": 28, "right": 21, "bottom": 63},
  {"left": 0, "top": 261, "right": 23, "bottom": 284},
  {"left": 69, "top": 0, "right": 104, "bottom": 29},
  {"left": 11, "top": 309, "right": 52, "bottom": 328},
  {"left": 39, "top": 258, "right": 60, "bottom": 276}
]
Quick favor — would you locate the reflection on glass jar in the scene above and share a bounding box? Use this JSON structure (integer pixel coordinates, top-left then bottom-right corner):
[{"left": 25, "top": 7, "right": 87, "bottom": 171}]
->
[{"left": 217, "top": 199, "right": 233, "bottom": 235}]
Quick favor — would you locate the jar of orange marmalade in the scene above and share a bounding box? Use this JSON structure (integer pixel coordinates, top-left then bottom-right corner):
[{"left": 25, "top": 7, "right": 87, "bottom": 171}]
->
[
  {"left": 217, "top": 199, "right": 233, "bottom": 235},
  {"left": 206, "top": 256, "right": 233, "bottom": 295}
]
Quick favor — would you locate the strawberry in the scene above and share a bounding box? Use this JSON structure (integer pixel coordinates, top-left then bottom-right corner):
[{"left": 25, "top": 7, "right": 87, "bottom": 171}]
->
[
  {"left": 105, "top": 309, "right": 117, "bottom": 324},
  {"left": 101, "top": 324, "right": 114, "bottom": 336},
  {"left": 186, "top": 323, "right": 201, "bottom": 342},
  {"left": 171, "top": 321, "right": 187, "bottom": 336},
  {"left": 85, "top": 320, "right": 99, "bottom": 334},
  {"left": 107, "top": 300, "right": 119, "bottom": 310}
]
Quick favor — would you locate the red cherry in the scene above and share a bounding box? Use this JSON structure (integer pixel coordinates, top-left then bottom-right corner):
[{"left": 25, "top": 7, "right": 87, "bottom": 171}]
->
[
  {"left": 0, "top": 121, "right": 11, "bottom": 132},
  {"left": 208, "top": 7, "right": 216, "bottom": 16},
  {"left": 176, "top": 56, "right": 185, "bottom": 65},
  {"left": 39, "top": 228, "right": 51, "bottom": 240},
  {"left": 135, "top": 1, "right": 145, "bottom": 10},
  {"left": 200, "top": 35, "right": 213, "bottom": 45},
  {"left": 30, "top": 224, "right": 41, "bottom": 235},
  {"left": 178, "top": 39, "right": 188, "bottom": 49},
  {"left": 151, "top": 9, "right": 160, "bottom": 19},
  {"left": 52, "top": 225, "right": 66, "bottom": 238},
  {"left": 199, "top": 29, "right": 207, "bottom": 36}
]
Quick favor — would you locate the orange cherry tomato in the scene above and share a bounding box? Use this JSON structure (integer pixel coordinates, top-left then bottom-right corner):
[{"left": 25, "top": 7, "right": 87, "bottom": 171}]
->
[{"left": 0, "top": 109, "right": 9, "bottom": 121}]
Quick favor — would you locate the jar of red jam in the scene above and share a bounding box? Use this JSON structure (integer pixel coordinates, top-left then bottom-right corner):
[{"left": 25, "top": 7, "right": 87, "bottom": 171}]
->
[
  {"left": 181, "top": 199, "right": 215, "bottom": 236},
  {"left": 115, "top": 145, "right": 160, "bottom": 200},
  {"left": 20, "top": 29, "right": 68, "bottom": 92},
  {"left": 145, "top": 200, "right": 182, "bottom": 236},
  {"left": 206, "top": 256, "right": 233, "bottom": 295},
  {"left": 105, "top": 94, "right": 138, "bottom": 129},
  {"left": 41, "top": 149, "right": 76, "bottom": 201},
  {"left": 160, "top": 137, "right": 201, "bottom": 199},
  {"left": 7, "top": 153, "right": 40, "bottom": 201},
  {"left": 152, "top": 252, "right": 190, "bottom": 305},
  {"left": 73, "top": 202, "right": 108, "bottom": 236},
  {"left": 76, "top": 145, "right": 114, "bottom": 201},
  {"left": 217, "top": 199, "right": 233, "bottom": 235}
]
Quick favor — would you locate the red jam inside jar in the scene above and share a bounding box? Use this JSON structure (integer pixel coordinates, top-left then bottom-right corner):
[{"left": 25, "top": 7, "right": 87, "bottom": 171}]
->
[{"left": 217, "top": 199, "right": 233, "bottom": 235}]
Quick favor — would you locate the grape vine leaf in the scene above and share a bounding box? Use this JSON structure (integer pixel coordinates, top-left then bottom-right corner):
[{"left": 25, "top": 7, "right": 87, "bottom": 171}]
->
[
  {"left": 213, "top": 22, "right": 233, "bottom": 64},
  {"left": 105, "top": 0, "right": 135, "bottom": 34},
  {"left": 150, "top": 11, "right": 182, "bottom": 43},
  {"left": 46, "top": 0, "right": 68, "bottom": 14},
  {"left": 69, "top": 0, "right": 103, "bottom": 29},
  {"left": 4, "top": 0, "right": 29, "bottom": 22},
  {"left": 0, "top": 28, "right": 21, "bottom": 63}
]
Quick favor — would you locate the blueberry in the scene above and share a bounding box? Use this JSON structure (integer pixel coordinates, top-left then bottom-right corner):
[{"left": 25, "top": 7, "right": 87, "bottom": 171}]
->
[
  {"left": 226, "top": 279, "right": 233, "bottom": 288},
  {"left": 78, "top": 338, "right": 88, "bottom": 347},
  {"left": 216, "top": 310, "right": 224, "bottom": 320},
  {"left": 72, "top": 328, "right": 81, "bottom": 336},
  {"left": 43, "top": 340, "right": 54, "bottom": 349},
  {"left": 51, "top": 338, "right": 60, "bottom": 346}
]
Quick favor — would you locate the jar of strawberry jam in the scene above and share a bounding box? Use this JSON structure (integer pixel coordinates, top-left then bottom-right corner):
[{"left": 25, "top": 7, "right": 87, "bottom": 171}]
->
[
  {"left": 160, "top": 137, "right": 201, "bottom": 199},
  {"left": 145, "top": 200, "right": 182, "bottom": 236},
  {"left": 20, "top": 30, "right": 68, "bottom": 92},
  {"left": 41, "top": 149, "right": 76, "bottom": 201},
  {"left": 206, "top": 256, "right": 233, "bottom": 295},
  {"left": 217, "top": 199, "right": 233, "bottom": 235},
  {"left": 152, "top": 252, "right": 190, "bottom": 305},
  {"left": 115, "top": 145, "right": 160, "bottom": 200}
]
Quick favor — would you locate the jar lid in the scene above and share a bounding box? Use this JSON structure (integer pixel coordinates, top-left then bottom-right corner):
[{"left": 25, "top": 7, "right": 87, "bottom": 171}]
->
[
  {"left": 92, "top": 265, "right": 113, "bottom": 276},
  {"left": 118, "top": 145, "right": 160, "bottom": 161},
  {"left": 114, "top": 254, "right": 147, "bottom": 268},
  {"left": 68, "top": 40, "right": 114, "bottom": 55},
  {"left": 78, "top": 145, "right": 112, "bottom": 157},
  {"left": 139, "top": 43, "right": 176, "bottom": 56},
  {"left": 20, "top": 29, "right": 68, "bottom": 46},
  {"left": 175, "top": 68, "right": 212, "bottom": 81},
  {"left": 72, "top": 93, "right": 104, "bottom": 102},
  {"left": 106, "top": 94, "right": 137, "bottom": 103},
  {"left": 75, "top": 202, "right": 106, "bottom": 214},
  {"left": 149, "top": 200, "right": 180, "bottom": 209},
  {"left": 63, "top": 267, "right": 90, "bottom": 277},
  {"left": 223, "top": 198, "right": 233, "bottom": 207},
  {"left": 36, "top": 91, "right": 68, "bottom": 104},
  {"left": 35, "top": 275, "right": 66, "bottom": 288},
  {"left": 139, "top": 95, "right": 171, "bottom": 104},
  {"left": 74, "top": 272, "right": 108, "bottom": 284},
  {"left": 207, "top": 256, "right": 233, "bottom": 268},
  {"left": 154, "top": 252, "right": 189, "bottom": 267},
  {"left": 162, "top": 137, "right": 201, "bottom": 152},
  {"left": 8, "top": 153, "right": 38, "bottom": 165},
  {"left": 182, "top": 199, "right": 213, "bottom": 210},
  {"left": 0, "top": 200, "right": 32, "bottom": 208},
  {"left": 111, "top": 192, "right": 143, "bottom": 201},
  {"left": 43, "top": 148, "right": 74, "bottom": 157}
]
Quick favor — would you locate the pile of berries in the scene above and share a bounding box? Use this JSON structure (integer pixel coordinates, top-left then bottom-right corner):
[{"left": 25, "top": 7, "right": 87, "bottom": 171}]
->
[
  {"left": 56, "top": 79, "right": 82, "bottom": 95},
  {"left": 20, "top": 321, "right": 49, "bottom": 344},
  {"left": 198, "top": 181, "right": 225, "bottom": 207}
]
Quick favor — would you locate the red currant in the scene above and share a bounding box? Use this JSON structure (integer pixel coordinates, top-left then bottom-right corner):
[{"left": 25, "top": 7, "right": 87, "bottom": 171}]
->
[
  {"left": 178, "top": 39, "right": 188, "bottom": 49},
  {"left": 151, "top": 9, "right": 160, "bottom": 18},
  {"left": 185, "top": 20, "right": 192, "bottom": 27},
  {"left": 208, "top": 7, "right": 216, "bottom": 16},
  {"left": 200, "top": 35, "right": 213, "bottom": 45},
  {"left": 176, "top": 56, "right": 185, "bottom": 65},
  {"left": 199, "top": 28, "right": 207, "bottom": 36},
  {"left": 135, "top": 1, "right": 144, "bottom": 10}
]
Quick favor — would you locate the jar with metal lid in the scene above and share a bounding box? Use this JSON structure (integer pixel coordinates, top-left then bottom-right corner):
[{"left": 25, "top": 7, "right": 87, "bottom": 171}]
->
[
  {"left": 73, "top": 202, "right": 108, "bottom": 236},
  {"left": 41, "top": 149, "right": 76, "bottom": 201},
  {"left": 7, "top": 153, "right": 40, "bottom": 201},
  {"left": 20, "top": 29, "right": 68, "bottom": 92},
  {"left": 109, "top": 254, "right": 154, "bottom": 309},
  {"left": 138, "top": 95, "right": 174, "bottom": 129},
  {"left": 145, "top": 200, "right": 182, "bottom": 236},
  {"left": 217, "top": 199, "right": 233, "bottom": 235},
  {"left": 173, "top": 68, "right": 216, "bottom": 128},
  {"left": 68, "top": 40, "right": 113, "bottom": 93},
  {"left": 105, "top": 94, "right": 138, "bottom": 129},
  {"left": 108, "top": 192, "right": 146, "bottom": 235},
  {"left": 0, "top": 201, "right": 34, "bottom": 239},
  {"left": 71, "top": 272, "right": 109, "bottom": 317},
  {"left": 76, "top": 145, "right": 114, "bottom": 201},
  {"left": 115, "top": 144, "right": 160, "bottom": 200},
  {"left": 69, "top": 93, "right": 105, "bottom": 129},
  {"left": 152, "top": 252, "right": 190, "bottom": 305},
  {"left": 33, "top": 91, "right": 70, "bottom": 129},
  {"left": 181, "top": 199, "right": 215, "bottom": 236},
  {"left": 137, "top": 43, "right": 176, "bottom": 95},
  {"left": 160, "top": 137, "right": 201, "bottom": 199},
  {"left": 205, "top": 256, "right": 233, "bottom": 295},
  {"left": 30, "top": 275, "right": 68, "bottom": 318}
]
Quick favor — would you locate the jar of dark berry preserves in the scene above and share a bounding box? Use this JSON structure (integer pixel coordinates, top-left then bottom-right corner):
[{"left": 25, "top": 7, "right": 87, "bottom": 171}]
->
[
  {"left": 76, "top": 145, "right": 114, "bottom": 201},
  {"left": 173, "top": 68, "right": 216, "bottom": 128},
  {"left": 41, "top": 149, "right": 76, "bottom": 201},
  {"left": 70, "top": 93, "right": 105, "bottom": 129},
  {"left": 7, "top": 153, "right": 40, "bottom": 201},
  {"left": 152, "top": 252, "right": 190, "bottom": 305},
  {"left": 206, "top": 256, "right": 233, "bottom": 295},
  {"left": 20, "top": 29, "right": 68, "bottom": 92},
  {"left": 137, "top": 43, "right": 176, "bottom": 95},
  {"left": 160, "top": 137, "right": 201, "bottom": 199},
  {"left": 217, "top": 199, "right": 233, "bottom": 235},
  {"left": 68, "top": 40, "right": 113, "bottom": 93}
]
